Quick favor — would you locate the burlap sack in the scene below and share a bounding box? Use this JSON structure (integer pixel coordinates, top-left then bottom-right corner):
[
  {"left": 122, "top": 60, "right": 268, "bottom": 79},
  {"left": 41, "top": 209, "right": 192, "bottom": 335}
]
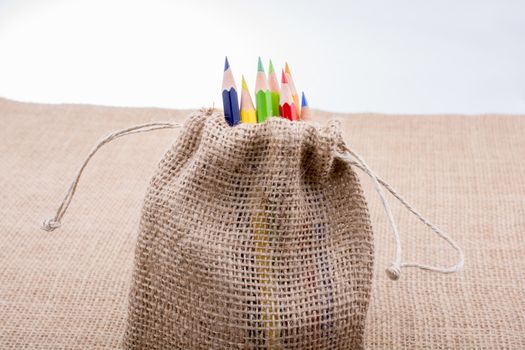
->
[
  {"left": 123, "top": 110, "right": 374, "bottom": 349},
  {"left": 40, "top": 107, "right": 462, "bottom": 349}
]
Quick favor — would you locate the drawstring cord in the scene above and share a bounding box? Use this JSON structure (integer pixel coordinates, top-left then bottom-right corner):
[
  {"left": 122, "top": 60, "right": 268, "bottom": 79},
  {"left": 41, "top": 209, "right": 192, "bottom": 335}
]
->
[
  {"left": 41, "top": 120, "right": 464, "bottom": 281},
  {"left": 336, "top": 145, "right": 464, "bottom": 280},
  {"left": 41, "top": 122, "right": 181, "bottom": 232}
]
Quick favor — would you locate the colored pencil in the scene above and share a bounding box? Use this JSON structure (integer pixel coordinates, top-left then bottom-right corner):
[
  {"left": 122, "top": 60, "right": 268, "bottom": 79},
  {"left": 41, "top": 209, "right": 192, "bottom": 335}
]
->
[
  {"left": 279, "top": 70, "right": 298, "bottom": 121},
  {"left": 285, "top": 62, "right": 301, "bottom": 119},
  {"left": 222, "top": 57, "right": 240, "bottom": 126},
  {"left": 255, "top": 57, "right": 273, "bottom": 123},
  {"left": 300, "top": 92, "right": 311, "bottom": 120},
  {"left": 267, "top": 59, "right": 280, "bottom": 117},
  {"left": 240, "top": 75, "right": 257, "bottom": 124}
]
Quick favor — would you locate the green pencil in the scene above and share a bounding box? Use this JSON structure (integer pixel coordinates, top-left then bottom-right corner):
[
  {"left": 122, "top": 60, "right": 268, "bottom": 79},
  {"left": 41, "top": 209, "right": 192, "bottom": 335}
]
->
[
  {"left": 255, "top": 57, "right": 273, "bottom": 122},
  {"left": 267, "top": 59, "right": 280, "bottom": 117}
]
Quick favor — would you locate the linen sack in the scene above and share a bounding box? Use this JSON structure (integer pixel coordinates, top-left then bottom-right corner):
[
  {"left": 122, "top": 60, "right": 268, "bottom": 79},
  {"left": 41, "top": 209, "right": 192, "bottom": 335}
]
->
[{"left": 123, "top": 110, "right": 374, "bottom": 349}]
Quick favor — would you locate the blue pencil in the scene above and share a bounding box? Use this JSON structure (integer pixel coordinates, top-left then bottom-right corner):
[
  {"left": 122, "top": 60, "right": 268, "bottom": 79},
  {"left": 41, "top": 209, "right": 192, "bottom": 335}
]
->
[
  {"left": 301, "top": 91, "right": 311, "bottom": 120},
  {"left": 222, "top": 57, "right": 240, "bottom": 126}
]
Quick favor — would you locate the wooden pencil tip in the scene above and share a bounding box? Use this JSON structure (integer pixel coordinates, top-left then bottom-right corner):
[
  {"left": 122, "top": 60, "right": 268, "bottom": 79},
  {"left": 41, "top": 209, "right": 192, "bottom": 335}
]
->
[
  {"left": 268, "top": 59, "right": 275, "bottom": 74},
  {"left": 281, "top": 69, "right": 288, "bottom": 84},
  {"left": 285, "top": 62, "right": 291, "bottom": 74},
  {"left": 224, "top": 56, "right": 230, "bottom": 71},
  {"left": 301, "top": 92, "right": 308, "bottom": 107},
  {"left": 241, "top": 75, "right": 248, "bottom": 90},
  {"left": 257, "top": 57, "right": 264, "bottom": 72}
]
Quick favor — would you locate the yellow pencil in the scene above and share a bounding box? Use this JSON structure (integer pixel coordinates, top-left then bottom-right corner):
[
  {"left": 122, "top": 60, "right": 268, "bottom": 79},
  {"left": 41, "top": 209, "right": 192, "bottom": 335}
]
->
[{"left": 240, "top": 75, "right": 257, "bottom": 124}]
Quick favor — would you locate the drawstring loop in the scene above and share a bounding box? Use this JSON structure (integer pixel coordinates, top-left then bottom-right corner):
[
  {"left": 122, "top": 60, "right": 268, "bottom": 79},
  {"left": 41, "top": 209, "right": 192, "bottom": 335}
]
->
[
  {"left": 41, "top": 118, "right": 464, "bottom": 282},
  {"left": 41, "top": 122, "right": 181, "bottom": 232},
  {"left": 337, "top": 145, "right": 464, "bottom": 281}
]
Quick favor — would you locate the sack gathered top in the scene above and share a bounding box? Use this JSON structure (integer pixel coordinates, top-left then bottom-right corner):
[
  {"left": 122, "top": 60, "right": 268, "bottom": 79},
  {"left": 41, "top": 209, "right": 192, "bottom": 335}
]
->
[{"left": 43, "top": 109, "right": 464, "bottom": 349}]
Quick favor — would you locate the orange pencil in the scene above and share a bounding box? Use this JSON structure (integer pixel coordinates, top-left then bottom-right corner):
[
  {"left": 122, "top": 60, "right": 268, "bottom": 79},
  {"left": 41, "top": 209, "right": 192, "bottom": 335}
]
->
[
  {"left": 285, "top": 62, "right": 300, "bottom": 119},
  {"left": 279, "top": 70, "right": 297, "bottom": 121}
]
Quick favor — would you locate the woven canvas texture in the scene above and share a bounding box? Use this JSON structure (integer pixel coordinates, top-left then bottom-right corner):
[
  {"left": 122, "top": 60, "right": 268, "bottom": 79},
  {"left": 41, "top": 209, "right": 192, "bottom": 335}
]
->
[
  {"left": 2, "top": 97, "right": 525, "bottom": 349},
  {"left": 124, "top": 111, "right": 374, "bottom": 349}
]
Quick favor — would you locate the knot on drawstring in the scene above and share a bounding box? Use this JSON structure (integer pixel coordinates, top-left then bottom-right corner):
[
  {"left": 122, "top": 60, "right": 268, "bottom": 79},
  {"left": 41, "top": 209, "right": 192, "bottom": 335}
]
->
[
  {"left": 42, "top": 218, "right": 61, "bottom": 231},
  {"left": 336, "top": 145, "right": 464, "bottom": 281},
  {"left": 39, "top": 121, "right": 183, "bottom": 233},
  {"left": 386, "top": 264, "right": 401, "bottom": 280}
]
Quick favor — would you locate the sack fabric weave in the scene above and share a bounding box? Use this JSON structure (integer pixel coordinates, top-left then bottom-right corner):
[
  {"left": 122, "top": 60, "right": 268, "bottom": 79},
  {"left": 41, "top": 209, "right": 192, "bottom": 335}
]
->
[{"left": 124, "top": 110, "right": 374, "bottom": 349}]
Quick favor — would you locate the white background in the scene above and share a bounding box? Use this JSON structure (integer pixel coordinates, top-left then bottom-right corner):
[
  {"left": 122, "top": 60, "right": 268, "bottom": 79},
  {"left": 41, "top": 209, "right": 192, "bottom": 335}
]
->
[{"left": 1, "top": 0, "right": 524, "bottom": 114}]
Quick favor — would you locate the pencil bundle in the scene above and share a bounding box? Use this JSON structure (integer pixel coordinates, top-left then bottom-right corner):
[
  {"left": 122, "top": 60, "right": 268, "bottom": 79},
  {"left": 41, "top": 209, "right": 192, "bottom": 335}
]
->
[{"left": 222, "top": 57, "right": 310, "bottom": 125}]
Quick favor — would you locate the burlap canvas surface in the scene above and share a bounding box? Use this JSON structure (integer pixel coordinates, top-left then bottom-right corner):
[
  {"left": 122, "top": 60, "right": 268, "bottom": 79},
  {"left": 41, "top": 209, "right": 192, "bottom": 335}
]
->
[
  {"left": 124, "top": 111, "right": 373, "bottom": 349},
  {"left": 1, "top": 97, "right": 524, "bottom": 348}
]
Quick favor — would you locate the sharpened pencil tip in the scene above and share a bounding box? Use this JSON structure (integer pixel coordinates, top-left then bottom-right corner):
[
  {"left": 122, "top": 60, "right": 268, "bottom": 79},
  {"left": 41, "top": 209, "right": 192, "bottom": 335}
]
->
[
  {"left": 281, "top": 69, "right": 288, "bottom": 84},
  {"left": 285, "top": 62, "right": 291, "bottom": 74},
  {"left": 241, "top": 75, "right": 248, "bottom": 90},
  {"left": 257, "top": 57, "right": 264, "bottom": 72},
  {"left": 301, "top": 92, "right": 308, "bottom": 107},
  {"left": 224, "top": 56, "right": 230, "bottom": 71},
  {"left": 268, "top": 59, "right": 275, "bottom": 74}
]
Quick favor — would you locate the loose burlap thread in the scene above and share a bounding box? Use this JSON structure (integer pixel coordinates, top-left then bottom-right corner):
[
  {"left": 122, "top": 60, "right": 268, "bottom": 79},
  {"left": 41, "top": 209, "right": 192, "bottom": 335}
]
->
[{"left": 40, "top": 109, "right": 463, "bottom": 349}]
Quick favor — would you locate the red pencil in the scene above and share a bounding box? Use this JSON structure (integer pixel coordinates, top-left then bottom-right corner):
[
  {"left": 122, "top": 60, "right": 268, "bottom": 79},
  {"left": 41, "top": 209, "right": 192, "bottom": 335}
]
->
[{"left": 279, "top": 70, "right": 297, "bottom": 121}]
